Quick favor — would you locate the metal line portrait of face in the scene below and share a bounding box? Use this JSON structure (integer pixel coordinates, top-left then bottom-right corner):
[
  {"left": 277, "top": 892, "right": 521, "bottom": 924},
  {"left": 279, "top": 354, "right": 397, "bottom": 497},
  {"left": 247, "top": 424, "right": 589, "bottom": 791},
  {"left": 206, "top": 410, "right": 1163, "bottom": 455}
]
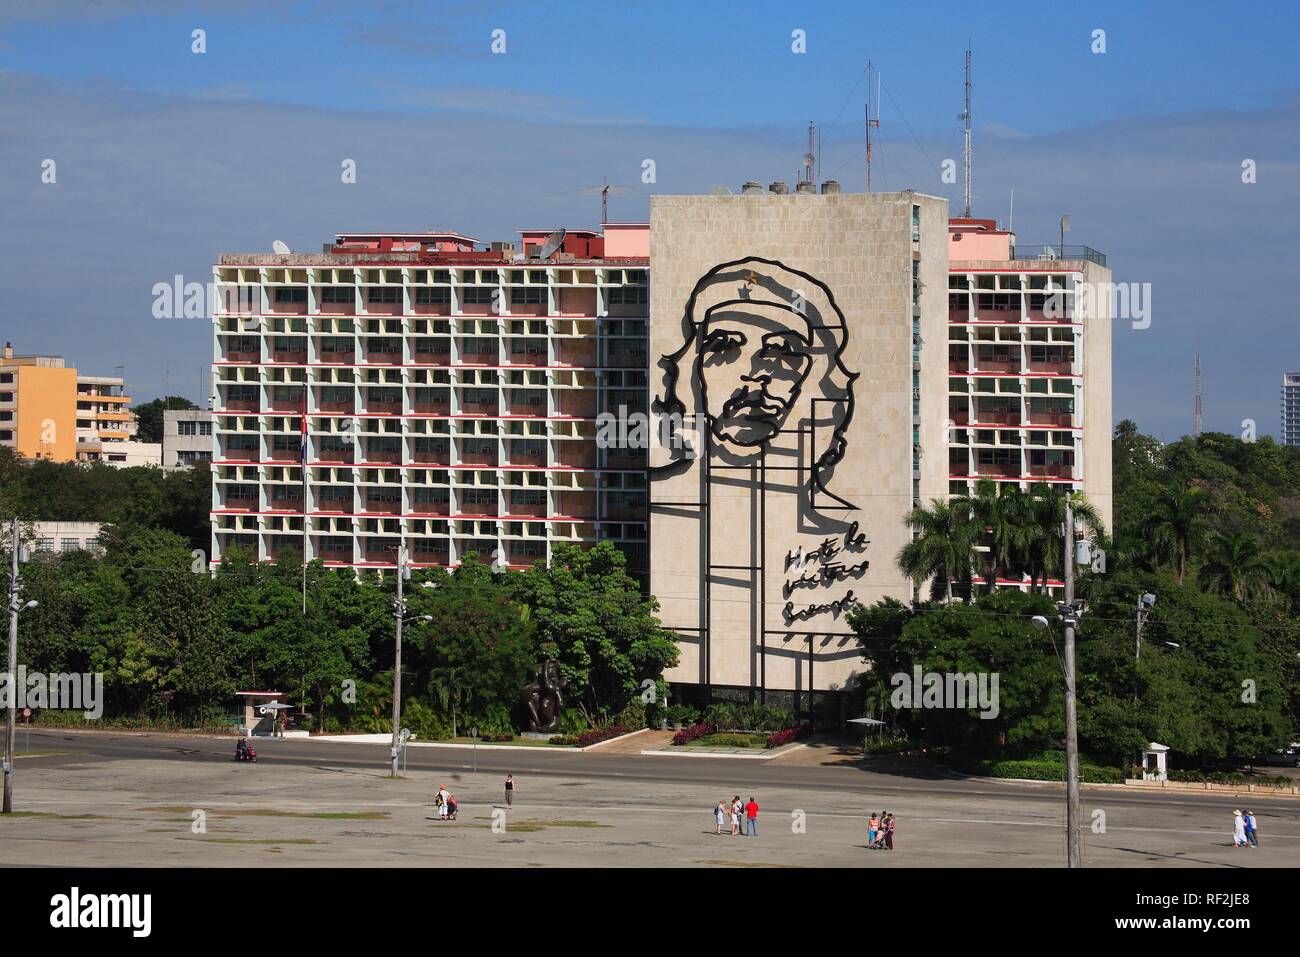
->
[{"left": 654, "top": 256, "right": 860, "bottom": 509}]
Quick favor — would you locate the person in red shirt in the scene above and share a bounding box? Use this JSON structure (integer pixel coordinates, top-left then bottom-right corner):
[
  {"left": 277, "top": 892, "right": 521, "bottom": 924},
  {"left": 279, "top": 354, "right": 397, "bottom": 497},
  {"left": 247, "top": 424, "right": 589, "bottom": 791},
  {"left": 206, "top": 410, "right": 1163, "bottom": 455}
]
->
[{"left": 745, "top": 797, "right": 759, "bottom": 836}]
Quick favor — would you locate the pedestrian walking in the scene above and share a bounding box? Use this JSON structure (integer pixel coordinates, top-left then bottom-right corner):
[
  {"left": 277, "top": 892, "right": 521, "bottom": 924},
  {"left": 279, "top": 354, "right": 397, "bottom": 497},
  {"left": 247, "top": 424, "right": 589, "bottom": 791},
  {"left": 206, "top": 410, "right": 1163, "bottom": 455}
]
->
[
  {"left": 730, "top": 795, "right": 742, "bottom": 836},
  {"left": 446, "top": 792, "right": 458, "bottom": 821},
  {"left": 437, "top": 784, "right": 451, "bottom": 821},
  {"left": 1244, "top": 809, "right": 1259, "bottom": 848},
  {"left": 884, "top": 812, "right": 895, "bottom": 851},
  {"left": 868, "top": 812, "right": 880, "bottom": 848},
  {"left": 1232, "top": 809, "right": 1246, "bottom": 847},
  {"left": 745, "top": 797, "right": 758, "bottom": 836},
  {"left": 504, "top": 774, "right": 515, "bottom": 808},
  {"left": 714, "top": 800, "right": 726, "bottom": 835}
]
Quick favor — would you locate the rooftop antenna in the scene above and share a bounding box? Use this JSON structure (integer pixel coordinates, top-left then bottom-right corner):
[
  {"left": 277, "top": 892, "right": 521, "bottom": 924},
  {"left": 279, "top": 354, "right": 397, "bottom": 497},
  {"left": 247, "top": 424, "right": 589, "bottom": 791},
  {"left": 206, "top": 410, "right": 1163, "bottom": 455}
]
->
[
  {"left": 960, "top": 45, "right": 972, "bottom": 217},
  {"left": 577, "top": 175, "right": 631, "bottom": 225},
  {"left": 801, "top": 121, "right": 816, "bottom": 185},
  {"left": 272, "top": 240, "right": 291, "bottom": 254},
  {"left": 1194, "top": 354, "right": 1203, "bottom": 437},
  {"left": 864, "top": 61, "right": 880, "bottom": 192}
]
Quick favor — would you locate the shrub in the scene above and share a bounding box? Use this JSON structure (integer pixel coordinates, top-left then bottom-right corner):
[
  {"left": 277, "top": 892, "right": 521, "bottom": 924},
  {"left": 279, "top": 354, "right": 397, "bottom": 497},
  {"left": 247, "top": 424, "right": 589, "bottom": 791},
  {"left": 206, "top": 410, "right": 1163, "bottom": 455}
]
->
[
  {"left": 672, "top": 721, "right": 716, "bottom": 746},
  {"left": 480, "top": 732, "right": 515, "bottom": 743},
  {"left": 549, "top": 734, "right": 580, "bottom": 746},
  {"left": 765, "top": 723, "right": 813, "bottom": 749},
  {"left": 576, "top": 724, "right": 630, "bottom": 748},
  {"left": 557, "top": 708, "right": 589, "bottom": 736},
  {"left": 952, "top": 750, "right": 1124, "bottom": 784},
  {"left": 615, "top": 700, "right": 646, "bottom": 730},
  {"left": 864, "top": 734, "right": 917, "bottom": 755},
  {"left": 699, "top": 732, "right": 766, "bottom": 748}
]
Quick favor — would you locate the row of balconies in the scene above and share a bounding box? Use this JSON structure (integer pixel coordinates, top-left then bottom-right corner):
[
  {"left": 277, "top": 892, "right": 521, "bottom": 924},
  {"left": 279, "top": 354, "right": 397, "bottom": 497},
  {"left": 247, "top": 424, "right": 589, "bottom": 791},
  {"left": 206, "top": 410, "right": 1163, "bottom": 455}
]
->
[{"left": 948, "top": 448, "right": 1076, "bottom": 480}]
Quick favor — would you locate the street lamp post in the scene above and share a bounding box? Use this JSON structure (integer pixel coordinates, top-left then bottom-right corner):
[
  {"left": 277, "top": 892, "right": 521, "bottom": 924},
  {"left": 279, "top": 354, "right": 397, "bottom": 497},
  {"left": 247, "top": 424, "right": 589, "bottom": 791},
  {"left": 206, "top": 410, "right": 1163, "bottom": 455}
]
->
[
  {"left": 1061, "top": 498, "right": 1081, "bottom": 869},
  {"left": 4, "top": 516, "right": 37, "bottom": 815},
  {"left": 388, "top": 547, "right": 432, "bottom": 778}
]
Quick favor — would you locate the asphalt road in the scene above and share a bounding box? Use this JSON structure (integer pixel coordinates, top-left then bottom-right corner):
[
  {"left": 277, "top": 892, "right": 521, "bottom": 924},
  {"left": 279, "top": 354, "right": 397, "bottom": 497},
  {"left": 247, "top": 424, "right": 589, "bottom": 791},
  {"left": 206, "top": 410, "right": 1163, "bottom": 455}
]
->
[{"left": 19, "top": 727, "right": 1300, "bottom": 817}]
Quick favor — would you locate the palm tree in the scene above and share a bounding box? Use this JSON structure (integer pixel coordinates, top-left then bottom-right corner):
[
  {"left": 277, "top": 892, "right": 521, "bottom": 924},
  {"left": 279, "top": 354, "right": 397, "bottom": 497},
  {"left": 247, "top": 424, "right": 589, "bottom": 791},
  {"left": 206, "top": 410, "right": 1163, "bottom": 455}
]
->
[
  {"left": 897, "top": 498, "right": 976, "bottom": 603},
  {"left": 1145, "top": 485, "right": 1208, "bottom": 585},
  {"left": 429, "top": 665, "right": 471, "bottom": 738},
  {"left": 1021, "top": 485, "right": 1104, "bottom": 593},
  {"left": 959, "top": 480, "right": 1031, "bottom": 594},
  {"left": 1198, "top": 532, "right": 1269, "bottom": 602},
  {"left": 1263, "top": 551, "right": 1300, "bottom": 611}
]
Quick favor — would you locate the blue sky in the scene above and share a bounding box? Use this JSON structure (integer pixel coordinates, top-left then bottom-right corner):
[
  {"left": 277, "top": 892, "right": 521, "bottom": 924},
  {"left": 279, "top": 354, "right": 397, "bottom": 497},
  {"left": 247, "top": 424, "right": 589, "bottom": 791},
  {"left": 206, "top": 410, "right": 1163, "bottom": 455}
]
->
[{"left": 1, "top": 0, "right": 1298, "bottom": 440}]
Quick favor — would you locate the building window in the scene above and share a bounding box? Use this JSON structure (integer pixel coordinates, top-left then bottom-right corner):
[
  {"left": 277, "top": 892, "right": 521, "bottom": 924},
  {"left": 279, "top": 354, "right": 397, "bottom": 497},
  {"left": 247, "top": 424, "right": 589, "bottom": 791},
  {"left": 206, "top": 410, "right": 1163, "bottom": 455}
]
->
[
  {"left": 321, "top": 287, "right": 354, "bottom": 304},
  {"left": 274, "top": 287, "right": 308, "bottom": 304},
  {"left": 415, "top": 287, "right": 451, "bottom": 305},
  {"left": 178, "top": 421, "right": 198, "bottom": 436},
  {"left": 608, "top": 286, "right": 647, "bottom": 306},
  {"left": 366, "top": 287, "right": 400, "bottom": 304},
  {"left": 461, "top": 286, "right": 495, "bottom": 305},
  {"left": 510, "top": 287, "right": 543, "bottom": 305},
  {"left": 199, "top": 422, "right": 213, "bottom": 436}
]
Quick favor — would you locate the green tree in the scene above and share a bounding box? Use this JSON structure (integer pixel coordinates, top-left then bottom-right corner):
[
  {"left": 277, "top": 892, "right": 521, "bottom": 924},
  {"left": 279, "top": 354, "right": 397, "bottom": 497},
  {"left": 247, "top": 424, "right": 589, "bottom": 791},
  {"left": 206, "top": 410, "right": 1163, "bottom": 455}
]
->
[
  {"left": 1198, "top": 532, "right": 1269, "bottom": 602},
  {"left": 896, "top": 498, "right": 975, "bottom": 602},
  {"left": 511, "top": 541, "right": 678, "bottom": 723},
  {"left": 133, "top": 395, "right": 199, "bottom": 444},
  {"left": 404, "top": 556, "right": 536, "bottom": 734},
  {"left": 1145, "top": 485, "right": 1209, "bottom": 585}
]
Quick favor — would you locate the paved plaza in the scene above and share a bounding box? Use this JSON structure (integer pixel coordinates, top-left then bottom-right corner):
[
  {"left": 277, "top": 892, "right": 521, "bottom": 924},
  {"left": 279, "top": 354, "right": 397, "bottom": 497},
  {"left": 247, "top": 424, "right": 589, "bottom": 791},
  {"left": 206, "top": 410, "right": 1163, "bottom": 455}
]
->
[{"left": 2, "top": 732, "right": 1296, "bottom": 868}]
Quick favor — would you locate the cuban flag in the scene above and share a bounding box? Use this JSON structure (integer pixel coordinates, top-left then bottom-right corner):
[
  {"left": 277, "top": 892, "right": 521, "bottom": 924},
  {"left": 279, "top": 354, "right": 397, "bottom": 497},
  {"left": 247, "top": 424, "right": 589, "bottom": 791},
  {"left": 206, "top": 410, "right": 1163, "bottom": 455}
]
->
[{"left": 300, "top": 392, "right": 309, "bottom": 465}]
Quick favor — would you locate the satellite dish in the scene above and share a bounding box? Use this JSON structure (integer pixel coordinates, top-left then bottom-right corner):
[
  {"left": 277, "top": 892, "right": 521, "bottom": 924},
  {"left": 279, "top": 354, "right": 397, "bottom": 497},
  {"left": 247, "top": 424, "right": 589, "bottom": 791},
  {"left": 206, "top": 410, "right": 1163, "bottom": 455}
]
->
[
  {"left": 272, "top": 240, "right": 291, "bottom": 254},
  {"left": 536, "top": 228, "right": 566, "bottom": 260},
  {"left": 709, "top": 186, "right": 733, "bottom": 196}
]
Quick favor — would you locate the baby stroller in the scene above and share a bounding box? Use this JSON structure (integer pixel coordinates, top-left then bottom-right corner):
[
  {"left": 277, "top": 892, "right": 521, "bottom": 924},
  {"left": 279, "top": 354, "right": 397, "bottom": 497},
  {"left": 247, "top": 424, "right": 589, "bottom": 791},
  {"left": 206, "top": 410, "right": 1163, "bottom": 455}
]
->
[{"left": 446, "top": 795, "right": 458, "bottom": 821}]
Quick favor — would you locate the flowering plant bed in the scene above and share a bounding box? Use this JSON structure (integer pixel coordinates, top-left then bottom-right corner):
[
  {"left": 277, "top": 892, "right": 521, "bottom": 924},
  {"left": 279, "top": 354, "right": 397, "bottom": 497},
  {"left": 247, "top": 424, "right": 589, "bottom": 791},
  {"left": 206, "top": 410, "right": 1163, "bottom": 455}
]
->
[
  {"left": 575, "top": 724, "right": 631, "bottom": 748},
  {"left": 671, "top": 722, "right": 717, "bottom": 746},
  {"left": 765, "top": 723, "right": 813, "bottom": 749}
]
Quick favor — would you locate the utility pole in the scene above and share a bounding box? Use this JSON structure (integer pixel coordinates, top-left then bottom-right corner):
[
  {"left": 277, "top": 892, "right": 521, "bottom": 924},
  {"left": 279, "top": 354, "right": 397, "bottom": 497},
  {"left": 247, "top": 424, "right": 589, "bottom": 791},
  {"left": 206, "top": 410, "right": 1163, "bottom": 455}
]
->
[
  {"left": 4, "top": 516, "right": 21, "bottom": 813},
  {"left": 390, "top": 548, "right": 406, "bottom": 778},
  {"left": 1061, "top": 499, "right": 1082, "bottom": 868}
]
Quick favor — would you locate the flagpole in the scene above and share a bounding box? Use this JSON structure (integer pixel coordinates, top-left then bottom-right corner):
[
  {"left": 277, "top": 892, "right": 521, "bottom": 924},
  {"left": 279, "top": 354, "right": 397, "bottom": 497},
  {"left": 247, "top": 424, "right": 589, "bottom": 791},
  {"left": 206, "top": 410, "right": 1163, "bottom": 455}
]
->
[{"left": 301, "top": 386, "right": 308, "bottom": 616}]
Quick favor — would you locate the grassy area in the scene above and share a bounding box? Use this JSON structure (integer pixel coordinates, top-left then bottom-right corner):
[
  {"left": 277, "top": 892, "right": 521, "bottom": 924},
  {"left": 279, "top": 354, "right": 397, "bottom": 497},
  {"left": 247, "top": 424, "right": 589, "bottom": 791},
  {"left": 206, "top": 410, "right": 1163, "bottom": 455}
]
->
[
  {"left": 141, "top": 806, "right": 388, "bottom": 820},
  {"left": 428, "top": 735, "right": 576, "bottom": 748},
  {"left": 685, "top": 732, "right": 769, "bottom": 749}
]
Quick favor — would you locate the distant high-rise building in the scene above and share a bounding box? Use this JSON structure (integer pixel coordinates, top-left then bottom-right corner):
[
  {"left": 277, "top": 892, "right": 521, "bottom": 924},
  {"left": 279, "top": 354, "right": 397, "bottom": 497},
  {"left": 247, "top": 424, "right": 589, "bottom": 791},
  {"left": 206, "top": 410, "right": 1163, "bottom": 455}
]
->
[
  {"left": 0, "top": 342, "right": 156, "bottom": 466},
  {"left": 1283, "top": 373, "right": 1300, "bottom": 448}
]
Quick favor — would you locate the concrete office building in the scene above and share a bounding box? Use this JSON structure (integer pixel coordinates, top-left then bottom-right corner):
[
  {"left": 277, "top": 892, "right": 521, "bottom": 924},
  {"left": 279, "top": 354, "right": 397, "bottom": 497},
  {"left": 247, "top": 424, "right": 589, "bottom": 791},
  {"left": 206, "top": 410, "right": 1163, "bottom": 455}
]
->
[
  {"left": 209, "top": 227, "right": 650, "bottom": 570},
  {"left": 212, "top": 190, "right": 1112, "bottom": 706},
  {"left": 646, "top": 187, "right": 950, "bottom": 700},
  {"left": 163, "top": 408, "right": 214, "bottom": 469},
  {"left": 946, "top": 218, "right": 1113, "bottom": 588},
  {"left": 1283, "top": 373, "right": 1300, "bottom": 448},
  {"left": 644, "top": 192, "right": 1112, "bottom": 701}
]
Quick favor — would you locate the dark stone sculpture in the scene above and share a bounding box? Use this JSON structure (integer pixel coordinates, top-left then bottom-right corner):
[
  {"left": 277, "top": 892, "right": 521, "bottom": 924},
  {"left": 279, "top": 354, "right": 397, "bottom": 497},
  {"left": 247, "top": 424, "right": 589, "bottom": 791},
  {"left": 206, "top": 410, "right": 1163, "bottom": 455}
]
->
[{"left": 521, "top": 660, "right": 565, "bottom": 733}]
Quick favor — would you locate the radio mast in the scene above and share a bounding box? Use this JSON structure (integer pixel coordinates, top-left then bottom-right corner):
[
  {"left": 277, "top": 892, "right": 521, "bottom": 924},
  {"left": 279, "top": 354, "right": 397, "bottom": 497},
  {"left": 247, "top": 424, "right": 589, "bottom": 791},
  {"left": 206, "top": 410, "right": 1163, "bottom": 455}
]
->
[
  {"left": 961, "top": 46, "right": 972, "bottom": 217},
  {"left": 864, "top": 61, "right": 880, "bottom": 192},
  {"left": 1194, "top": 354, "right": 1204, "bottom": 437}
]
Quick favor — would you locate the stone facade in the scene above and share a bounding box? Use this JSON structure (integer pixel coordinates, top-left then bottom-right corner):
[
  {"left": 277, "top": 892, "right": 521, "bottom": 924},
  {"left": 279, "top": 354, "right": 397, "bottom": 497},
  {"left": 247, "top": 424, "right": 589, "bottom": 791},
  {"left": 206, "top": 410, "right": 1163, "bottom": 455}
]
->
[{"left": 647, "top": 191, "right": 948, "bottom": 695}]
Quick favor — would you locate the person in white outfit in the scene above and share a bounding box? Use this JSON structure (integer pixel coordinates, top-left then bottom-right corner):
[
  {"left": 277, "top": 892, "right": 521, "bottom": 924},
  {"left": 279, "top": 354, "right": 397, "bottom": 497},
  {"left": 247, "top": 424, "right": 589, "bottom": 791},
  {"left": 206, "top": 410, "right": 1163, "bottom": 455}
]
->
[
  {"left": 1231, "top": 809, "right": 1247, "bottom": 847},
  {"left": 438, "top": 785, "right": 451, "bottom": 820}
]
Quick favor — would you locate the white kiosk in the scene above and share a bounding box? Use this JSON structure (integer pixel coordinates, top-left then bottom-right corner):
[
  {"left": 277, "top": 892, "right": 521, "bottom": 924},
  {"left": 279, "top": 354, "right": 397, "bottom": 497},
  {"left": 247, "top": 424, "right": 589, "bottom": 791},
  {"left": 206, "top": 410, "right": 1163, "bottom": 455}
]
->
[{"left": 1141, "top": 741, "right": 1170, "bottom": 782}]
